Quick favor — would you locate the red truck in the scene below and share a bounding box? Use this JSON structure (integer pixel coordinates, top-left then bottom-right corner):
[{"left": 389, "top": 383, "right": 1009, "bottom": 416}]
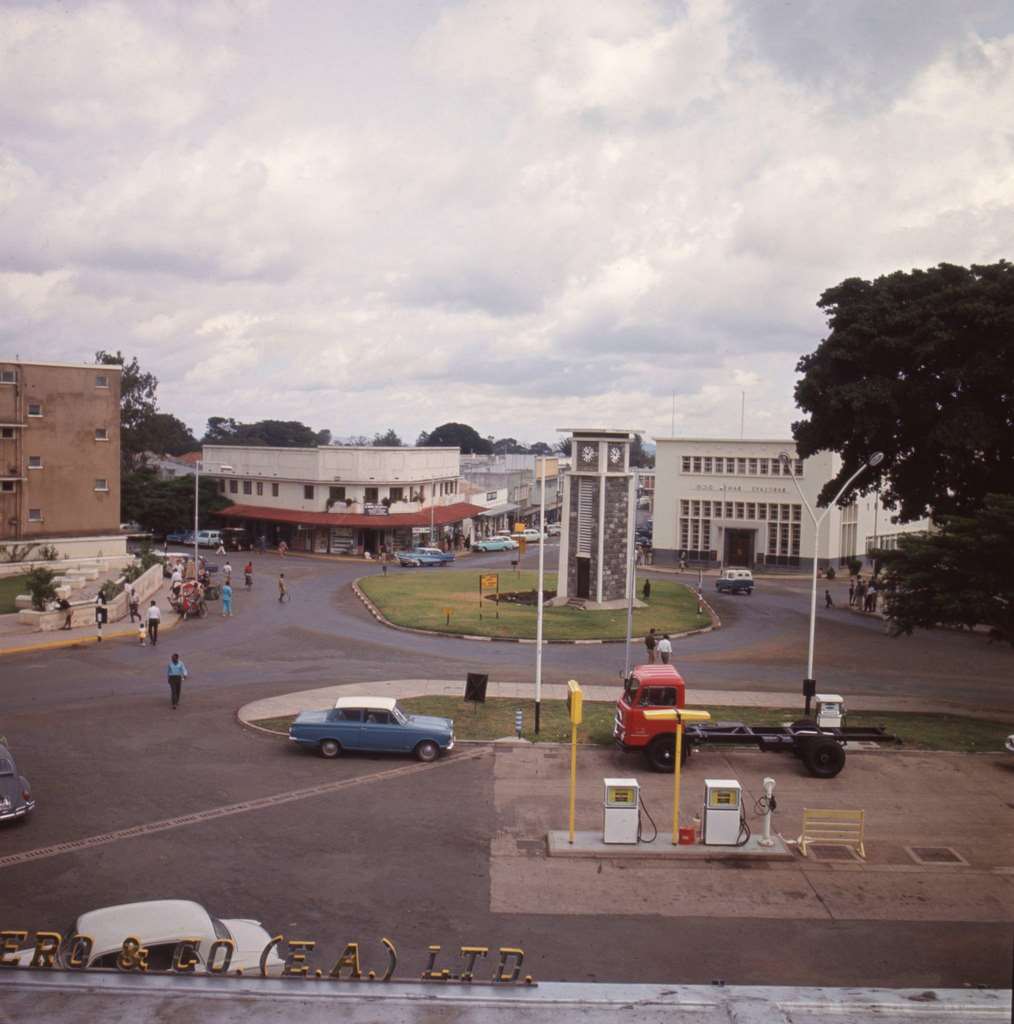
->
[{"left": 613, "top": 664, "right": 895, "bottom": 778}]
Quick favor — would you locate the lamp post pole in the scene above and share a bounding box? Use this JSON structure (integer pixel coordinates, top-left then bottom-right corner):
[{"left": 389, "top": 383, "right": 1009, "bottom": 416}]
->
[
  {"left": 194, "top": 460, "right": 202, "bottom": 576},
  {"left": 780, "top": 451, "right": 884, "bottom": 715},
  {"left": 534, "top": 456, "right": 547, "bottom": 734}
]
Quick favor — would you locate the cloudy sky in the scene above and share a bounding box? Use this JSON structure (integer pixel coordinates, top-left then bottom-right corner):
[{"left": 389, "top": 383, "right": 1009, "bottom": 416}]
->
[{"left": 2, "top": 0, "right": 1012, "bottom": 446}]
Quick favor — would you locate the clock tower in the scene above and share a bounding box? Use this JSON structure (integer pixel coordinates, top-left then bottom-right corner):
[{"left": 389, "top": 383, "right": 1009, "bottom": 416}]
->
[{"left": 553, "top": 427, "right": 641, "bottom": 607}]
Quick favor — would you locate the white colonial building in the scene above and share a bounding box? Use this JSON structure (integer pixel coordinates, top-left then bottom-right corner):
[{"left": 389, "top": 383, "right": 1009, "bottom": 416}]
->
[
  {"left": 204, "top": 445, "right": 482, "bottom": 556},
  {"left": 652, "top": 438, "right": 932, "bottom": 570}
]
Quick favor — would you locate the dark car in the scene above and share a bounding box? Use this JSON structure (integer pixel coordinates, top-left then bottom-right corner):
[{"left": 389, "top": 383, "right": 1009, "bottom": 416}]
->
[
  {"left": 289, "top": 697, "right": 454, "bottom": 762},
  {"left": 0, "top": 741, "right": 35, "bottom": 823}
]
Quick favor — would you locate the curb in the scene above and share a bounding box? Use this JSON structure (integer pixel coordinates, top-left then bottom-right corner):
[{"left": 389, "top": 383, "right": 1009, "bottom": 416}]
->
[
  {"left": 351, "top": 578, "right": 720, "bottom": 645},
  {"left": 0, "top": 614, "right": 180, "bottom": 658}
]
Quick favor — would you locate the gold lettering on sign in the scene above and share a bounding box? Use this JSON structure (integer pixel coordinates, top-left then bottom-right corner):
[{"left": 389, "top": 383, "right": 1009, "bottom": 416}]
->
[
  {"left": 259, "top": 935, "right": 283, "bottom": 978},
  {"left": 66, "top": 934, "right": 94, "bottom": 969},
  {"left": 328, "top": 943, "right": 361, "bottom": 979},
  {"left": 30, "top": 932, "right": 62, "bottom": 969},
  {"left": 379, "top": 938, "right": 397, "bottom": 981},
  {"left": 495, "top": 947, "right": 525, "bottom": 983},
  {"left": 282, "top": 940, "right": 315, "bottom": 977},
  {"left": 116, "top": 937, "right": 150, "bottom": 972},
  {"left": 421, "top": 944, "right": 450, "bottom": 980},
  {"left": 171, "top": 939, "right": 201, "bottom": 974},
  {"left": 0, "top": 931, "right": 27, "bottom": 967},
  {"left": 207, "top": 939, "right": 235, "bottom": 974},
  {"left": 458, "top": 946, "right": 488, "bottom": 982}
]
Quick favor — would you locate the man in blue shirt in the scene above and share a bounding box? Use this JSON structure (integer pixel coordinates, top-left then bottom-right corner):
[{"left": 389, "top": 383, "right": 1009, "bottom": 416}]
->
[{"left": 167, "top": 653, "right": 188, "bottom": 709}]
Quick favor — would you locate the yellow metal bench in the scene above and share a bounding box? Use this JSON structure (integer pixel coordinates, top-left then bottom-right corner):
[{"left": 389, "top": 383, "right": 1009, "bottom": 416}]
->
[{"left": 797, "top": 808, "right": 865, "bottom": 859}]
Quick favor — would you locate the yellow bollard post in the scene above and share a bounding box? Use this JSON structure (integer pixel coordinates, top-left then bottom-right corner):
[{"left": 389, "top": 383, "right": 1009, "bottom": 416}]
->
[{"left": 566, "top": 680, "right": 583, "bottom": 845}]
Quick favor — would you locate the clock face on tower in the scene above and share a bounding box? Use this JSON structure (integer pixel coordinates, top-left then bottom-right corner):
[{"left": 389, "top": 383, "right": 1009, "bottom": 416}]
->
[
  {"left": 608, "top": 445, "right": 623, "bottom": 467},
  {"left": 580, "top": 445, "right": 596, "bottom": 465}
]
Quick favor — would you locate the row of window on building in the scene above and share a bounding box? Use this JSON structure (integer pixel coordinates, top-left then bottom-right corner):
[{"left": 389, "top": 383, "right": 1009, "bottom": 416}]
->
[
  {"left": 0, "top": 479, "right": 108, "bottom": 493},
  {"left": 2, "top": 426, "right": 110, "bottom": 442},
  {"left": 1, "top": 369, "right": 112, "bottom": 389},
  {"left": 217, "top": 479, "right": 455, "bottom": 502},
  {"left": 677, "top": 518, "right": 803, "bottom": 559},
  {"left": 681, "top": 455, "right": 804, "bottom": 477},
  {"left": 680, "top": 499, "right": 803, "bottom": 523}
]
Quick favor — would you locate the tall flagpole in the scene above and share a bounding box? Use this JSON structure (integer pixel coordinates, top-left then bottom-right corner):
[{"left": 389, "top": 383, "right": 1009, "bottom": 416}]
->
[{"left": 534, "top": 455, "right": 547, "bottom": 734}]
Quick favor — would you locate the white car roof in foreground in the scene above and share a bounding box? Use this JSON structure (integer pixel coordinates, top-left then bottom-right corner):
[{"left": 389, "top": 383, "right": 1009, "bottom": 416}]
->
[
  {"left": 75, "top": 900, "right": 216, "bottom": 955},
  {"left": 334, "top": 696, "right": 397, "bottom": 712}
]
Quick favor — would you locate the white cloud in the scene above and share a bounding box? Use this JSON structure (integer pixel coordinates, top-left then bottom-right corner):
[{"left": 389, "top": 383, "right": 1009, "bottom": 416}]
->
[{"left": 1, "top": 0, "right": 1012, "bottom": 444}]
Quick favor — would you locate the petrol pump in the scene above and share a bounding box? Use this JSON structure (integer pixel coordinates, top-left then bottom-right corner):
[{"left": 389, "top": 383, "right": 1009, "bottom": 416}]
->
[
  {"left": 602, "top": 778, "right": 640, "bottom": 844},
  {"left": 815, "top": 694, "right": 845, "bottom": 729},
  {"left": 702, "top": 779, "right": 745, "bottom": 846}
]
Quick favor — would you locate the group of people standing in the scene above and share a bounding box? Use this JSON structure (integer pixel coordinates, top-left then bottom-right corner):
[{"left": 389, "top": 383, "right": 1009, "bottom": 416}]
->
[
  {"left": 848, "top": 575, "right": 880, "bottom": 613},
  {"left": 643, "top": 628, "right": 673, "bottom": 664}
]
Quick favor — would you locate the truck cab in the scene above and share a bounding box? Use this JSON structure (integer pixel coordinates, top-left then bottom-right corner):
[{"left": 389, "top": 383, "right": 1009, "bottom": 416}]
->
[{"left": 613, "top": 664, "right": 687, "bottom": 769}]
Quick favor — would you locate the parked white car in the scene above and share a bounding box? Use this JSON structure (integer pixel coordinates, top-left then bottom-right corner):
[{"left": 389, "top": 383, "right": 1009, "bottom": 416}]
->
[{"left": 35, "top": 900, "right": 284, "bottom": 974}]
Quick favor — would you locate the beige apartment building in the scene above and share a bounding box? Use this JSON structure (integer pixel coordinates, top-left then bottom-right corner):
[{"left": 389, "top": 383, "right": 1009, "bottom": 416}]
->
[{"left": 0, "top": 360, "right": 122, "bottom": 544}]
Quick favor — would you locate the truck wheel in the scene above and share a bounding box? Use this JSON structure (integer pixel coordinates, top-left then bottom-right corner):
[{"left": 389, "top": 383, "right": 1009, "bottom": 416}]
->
[
  {"left": 645, "top": 736, "right": 689, "bottom": 773},
  {"left": 802, "top": 738, "right": 845, "bottom": 778}
]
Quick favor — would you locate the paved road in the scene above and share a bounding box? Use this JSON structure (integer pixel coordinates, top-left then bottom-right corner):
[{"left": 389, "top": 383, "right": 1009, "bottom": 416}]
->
[{"left": 1, "top": 549, "right": 1011, "bottom": 988}]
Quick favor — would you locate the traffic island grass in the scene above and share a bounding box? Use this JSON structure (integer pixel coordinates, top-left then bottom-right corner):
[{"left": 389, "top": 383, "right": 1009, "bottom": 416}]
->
[
  {"left": 0, "top": 574, "right": 28, "bottom": 615},
  {"left": 357, "top": 570, "right": 704, "bottom": 640},
  {"left": 253, "top": 698, "right": 1013, "bottom": 752}
]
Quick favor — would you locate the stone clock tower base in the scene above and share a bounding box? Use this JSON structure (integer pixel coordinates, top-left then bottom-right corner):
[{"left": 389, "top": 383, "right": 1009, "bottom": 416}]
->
[{"left": 549, "top": 427, "right": 642, "bottom": 610}]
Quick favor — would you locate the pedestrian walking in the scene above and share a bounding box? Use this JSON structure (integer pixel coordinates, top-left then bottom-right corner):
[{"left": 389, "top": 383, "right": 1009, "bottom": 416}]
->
[
  {"left": 644, "top": 627, "right": 657, "bottom": 664},
  {"left": 278, "top": 540, "right": 288, "bottom": 557},
  {"left": 657, "top": 634, "right": 672, "bottom": 664},
  {"left": 244, "top": 561, "right": 253, "bottom": 589},
  {"left": 642, "top": 578, "right": 651, "bottom": 601},
  {"left": 166, "top": 653, "right": 188, "bottom": 709},
  {"left": 847, "top": 580, "right": 856, "bottom": 607},
  {"left": 278, "top": 573, "right": 288, "bottom": 603},
  {"left": 94, "top": 593, "right": 107, "bottom": 642},
  {"left": 128, "top": 587, "right": 140, "bottom": 623},
  {"left": 216, "top": 541, "right": 226, "bottom": 555},
  {"left": 223, "top": 561, "right": 232, "bottom": 580},
  {"left": 825, "top": 588, "right": 833, "bottom": 609},
  {"left": 221, "top": 581, "right": 233, "bottom": 616},
  {"left": 147, "top": 600, "right": 161, "bottom": 646},
  {"left": 137, "top": 620, "right": 146, "bottom": 646},
  {"left": 58, "top": 597, "right": 73, "bottom": 630}
]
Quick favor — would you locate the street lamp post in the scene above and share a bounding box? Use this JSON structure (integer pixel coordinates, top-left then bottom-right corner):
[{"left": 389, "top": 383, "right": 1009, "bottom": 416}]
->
[
  {"left": 194, "top": 460, "right": 202, "bottom": 575},
  {"left": 534, "top": 456, "right": 548, "bottom": 734},
  {"left": 779, "top": 450, "right": 884, "bottom": 715}
]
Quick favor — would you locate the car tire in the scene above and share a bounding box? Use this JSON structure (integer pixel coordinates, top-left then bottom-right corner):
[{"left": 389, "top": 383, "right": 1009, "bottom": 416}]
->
[
  {"left": 415, "top": 740, "right": 440, "bottom": 763},
  {"left": 319, "top": 739, "right": 342, "bottom": 759},
  {"left": 801, "top": 737, "right": 846, "bottom": 778}
]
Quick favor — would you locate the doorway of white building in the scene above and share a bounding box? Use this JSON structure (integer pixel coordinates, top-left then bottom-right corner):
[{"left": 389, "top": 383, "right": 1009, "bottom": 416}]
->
[{"left": 724, "top": 529, "right": 755, "bottom": 566}]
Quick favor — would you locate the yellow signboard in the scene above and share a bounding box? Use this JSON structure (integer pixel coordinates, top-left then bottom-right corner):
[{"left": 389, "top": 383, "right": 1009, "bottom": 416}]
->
[{"left": 480, "top": 574, "right": 498, "bottom": 590}]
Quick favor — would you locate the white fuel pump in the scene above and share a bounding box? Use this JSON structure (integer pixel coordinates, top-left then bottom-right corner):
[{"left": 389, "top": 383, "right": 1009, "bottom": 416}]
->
[
  {"left": 602, "top": 778, "right": 640, "bottom": 844},
  {"left": 702, "top": 779, "right": 744, "bottom": 846},
  {"left": 815, "top": 694, "right": 845, "bottom": 729}
]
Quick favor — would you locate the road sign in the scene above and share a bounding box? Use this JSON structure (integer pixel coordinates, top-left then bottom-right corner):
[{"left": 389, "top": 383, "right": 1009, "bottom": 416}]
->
[{"left": 480, "top": 574, "right": 498, "bottom": 590}]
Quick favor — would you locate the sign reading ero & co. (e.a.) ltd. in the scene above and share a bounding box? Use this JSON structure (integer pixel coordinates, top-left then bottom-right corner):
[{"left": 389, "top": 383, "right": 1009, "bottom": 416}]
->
[{"left": 0, "top": 930, "right": 533, "bottom": 985}]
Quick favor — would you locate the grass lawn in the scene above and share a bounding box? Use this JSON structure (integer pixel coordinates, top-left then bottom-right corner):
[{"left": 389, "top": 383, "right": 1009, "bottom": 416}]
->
[
  {"left": 358, "top": 570, "right": 703, "bottom": 640},
  {"left": 0, "top": 574, "right": 28, "bottom": 615},
  {"left": 255, "top": 698, "right": 1013, "bottom": 753}
]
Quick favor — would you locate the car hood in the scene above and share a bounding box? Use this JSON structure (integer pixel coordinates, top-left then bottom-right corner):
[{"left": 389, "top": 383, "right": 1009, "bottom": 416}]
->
[
  {"left": 221, "top": 918, "right": 284, "bottom": 972},
  {"left": 406, "top": 714, "right": 453, "bottom": 733},
  {"left": 292, "top": 710, "right": 329, "bottom": 725}
]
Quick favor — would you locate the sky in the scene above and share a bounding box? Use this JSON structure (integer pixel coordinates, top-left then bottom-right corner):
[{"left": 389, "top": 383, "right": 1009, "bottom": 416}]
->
[{"left": 2, "top": 0, "right": 1012, "bottom": 447}]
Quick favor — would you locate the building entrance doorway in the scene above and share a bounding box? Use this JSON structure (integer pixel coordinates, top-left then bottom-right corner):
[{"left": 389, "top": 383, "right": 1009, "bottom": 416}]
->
[
  {"left": 576, "top": 557, "right": 591, "bottom": 599},
  {"left": 724, "top": 529, "right": 754, "bottom": 567}
]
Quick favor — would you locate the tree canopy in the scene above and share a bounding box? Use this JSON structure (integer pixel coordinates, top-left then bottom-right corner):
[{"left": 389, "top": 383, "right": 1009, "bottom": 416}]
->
[
  {"left": 372, "top": 428, "right": 403, "bottom": 447},
  {"left": 202, "top": 417, "right": 330, "bottom": 448},
  {"left": 793, "top": 261, "right": 1014, "bottom": 520},
  {"left": 147, "top": 412, "right": 199, "bottom": 456},
  {"left": 417, "top": 422, "right": 493, "bottom": 454},
  {"left": 878, "top": 494, "right": 1014, "bottom": 644},
  {"left": 121, "top": 471, "right": 229, "bottom": 537},
  {"left": 95, "top": 350, "right": 159, "bottom": 471}
]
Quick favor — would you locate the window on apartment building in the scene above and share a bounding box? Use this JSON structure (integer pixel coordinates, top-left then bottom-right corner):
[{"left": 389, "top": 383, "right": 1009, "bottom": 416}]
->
[
  {"left": 94, "top": 427, "right": 108, "bottom": 441},
  {"left": 692, "top": 457, "right": 702, "bottom": 473},
  {"left": 28, "top": 508, "right": 42, "bottom": 522},
  {"left": 736, "top": 458, "right": 746, "bottom": 474},
  {"left": 242, "top": 480, "right": 252, "bottom": 495},
  {"left": 703, "top": 457, "right": 712, "bottom": 473},
  {"left": 329, "top": 486, "right": 345, "bottom": 501},
  {"left": 794, "top": 459, "right": 803, "bottom": 476},
  {"left": 759, "top": 458, "right": 768, "bottom": 475},
  {"left": 389, "top": 486, "right": 404, "bottom": 502},
  {"left": 229, "top": 479, "right": 238, "bottom": 494},
  {"left": 780, "top": 504, "right": 790, "bottom": 521},
  {"left": 27, "top": 403, "right": 42, "bottom": 417},
  {"left": 0, "top": 369, "right": 16, "bottom": 383},
  {"left": 256, "top": 482, "right": 263, "bottom": 496},
  {"left": 681, "top": 456, "right": 691, "bottom": 472},
  {"left": 735, "top": 502, "right": 745, "bottom": 519},
  {"left": 701, "top": 501, "right": 711, "bottom": 517},
  {"left": 680, "top": 500, "right": 689, "bottom": 516},
  {"left": 771, "top": 459, "right": 780, "bottom": 475},
  {"left": 94, "top": 478, "right": 109, "bottom": 491},
  {"left": 219, "top": 480, "right": 226, "bottom": 494},
  {"left": 725, "top": 502, "right": 734, "bottom": 518},
  {"left": 364, "top": 487, "right": 378, "bottom": 502},
  {"left": 27, "top": 456, "right": 42, "bottom": 469},
  {"left": 1, "top": 427, "right": 13, "bottom": 439},
  {"left": 95, "top": 374, "right": 109, "bottom": 388},
  {"left": 486, "top": 491, "right": 497, "bottom": 501},
  {"left": 748, "top": 458, "right": 757, "bottom": 474},
  {"left": 691, "top": 500, "right": 700, "bottom": 517},
  {"left": 271, "top": 483, "right": 279, "bottom": 497},
  {"left": 746, "top": 502, "right": 756, "bottom": 520},
  {"left": 1, "top": 481, "right": 14, "bottom": 492},
  {"left": 304, "top": 485, "right": 315, "bottom": 500},
  {"left": 792, "top": 505, "right": 802, "bottom": 523}
]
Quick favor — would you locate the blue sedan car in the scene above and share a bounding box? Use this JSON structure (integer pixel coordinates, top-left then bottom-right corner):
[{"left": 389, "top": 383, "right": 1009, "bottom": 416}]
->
[
  {"left": 473, "top": 537, "right": 513, "bottom": 552},
  {"left": 289, "top": 697, "right": 454, "bottom": 762},
  {"left": 397, "top": 549, "right": 445, "bottom": 567}
]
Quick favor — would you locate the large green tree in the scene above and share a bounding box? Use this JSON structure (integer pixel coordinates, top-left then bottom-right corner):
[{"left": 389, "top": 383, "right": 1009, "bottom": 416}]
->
[
  {"left": 147, "top": 412, "right": 199, "bottom": 456},
  {"left": 878, "top": 494, "right": 1014, "bottom": 644},
  {"left": 121, "top": 470, "right": 229, "bottom": 537},
  {"left": 793, "top": 261, "right": 1014, "bottom": 520},
  {"left": 417, "top": 422, "right": 493, "bottom": 454},
  {"left": 202, "top": 418, "right": 328, "bottom": 448},
  {"left": 372, "top": 428, "right": 403, "bottom": 447},
  {"left": 95, "top": 350, "right": 158, "bottom": 471}
]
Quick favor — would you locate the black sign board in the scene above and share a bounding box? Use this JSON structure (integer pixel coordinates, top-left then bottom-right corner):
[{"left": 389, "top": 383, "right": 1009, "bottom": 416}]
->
[{"left": 465, "top": 673, "right": 489, "bottom": 704}]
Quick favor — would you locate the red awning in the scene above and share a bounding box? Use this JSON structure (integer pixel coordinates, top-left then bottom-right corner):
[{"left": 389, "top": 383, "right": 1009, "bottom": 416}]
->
[{"left": 215, "top": 502, "right": 485, "bottom": 529}]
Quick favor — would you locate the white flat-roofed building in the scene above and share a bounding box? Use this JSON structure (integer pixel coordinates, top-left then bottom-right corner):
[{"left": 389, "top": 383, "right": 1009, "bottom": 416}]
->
[
  {"left": 205, "top": 444, "right": 483, "bottom": 557},
  {"left": 653, "top": 438, "right": 931, "bottom": 570}
]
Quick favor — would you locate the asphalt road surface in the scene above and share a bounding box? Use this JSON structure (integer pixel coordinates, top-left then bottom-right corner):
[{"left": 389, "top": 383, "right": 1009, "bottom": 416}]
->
[{"left": 1, "top": 548, "right": 1011, "bottom": 987}]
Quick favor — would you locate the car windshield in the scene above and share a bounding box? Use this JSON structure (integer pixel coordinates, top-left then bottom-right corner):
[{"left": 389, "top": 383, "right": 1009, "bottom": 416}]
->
[{"left": 392, "top": 706, "right": 408, "bottom": 725}]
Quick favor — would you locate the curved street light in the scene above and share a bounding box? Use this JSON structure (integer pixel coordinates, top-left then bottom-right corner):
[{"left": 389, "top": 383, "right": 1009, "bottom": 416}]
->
[{"left": 779, "top": 451, "right": 885, "bottom": 714}]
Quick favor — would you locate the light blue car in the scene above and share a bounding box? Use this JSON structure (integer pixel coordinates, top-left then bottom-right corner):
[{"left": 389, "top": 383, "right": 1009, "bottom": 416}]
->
[
  {"left": 473, "top": 537, "right": 513, "bottom": 552},
  {"left": 289, "top": 697, "right": 454, "bottom": 762}
]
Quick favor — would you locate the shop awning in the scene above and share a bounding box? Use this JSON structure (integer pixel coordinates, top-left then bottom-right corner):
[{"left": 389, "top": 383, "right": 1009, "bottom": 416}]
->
[
  {"left": 478, "top": 502, "right": 518, "bottom": 517},
  {"left": 216, "top": 502, "right": 485, "bottom": 529}
]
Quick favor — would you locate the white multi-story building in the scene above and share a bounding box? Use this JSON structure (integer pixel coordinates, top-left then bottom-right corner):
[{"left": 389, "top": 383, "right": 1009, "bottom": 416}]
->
[
  {"left": 205, "top": 445, "right": 482, "bottom": 556},
  {"left": 652, "top": 438, "right": 932, "bottom": 570}
]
